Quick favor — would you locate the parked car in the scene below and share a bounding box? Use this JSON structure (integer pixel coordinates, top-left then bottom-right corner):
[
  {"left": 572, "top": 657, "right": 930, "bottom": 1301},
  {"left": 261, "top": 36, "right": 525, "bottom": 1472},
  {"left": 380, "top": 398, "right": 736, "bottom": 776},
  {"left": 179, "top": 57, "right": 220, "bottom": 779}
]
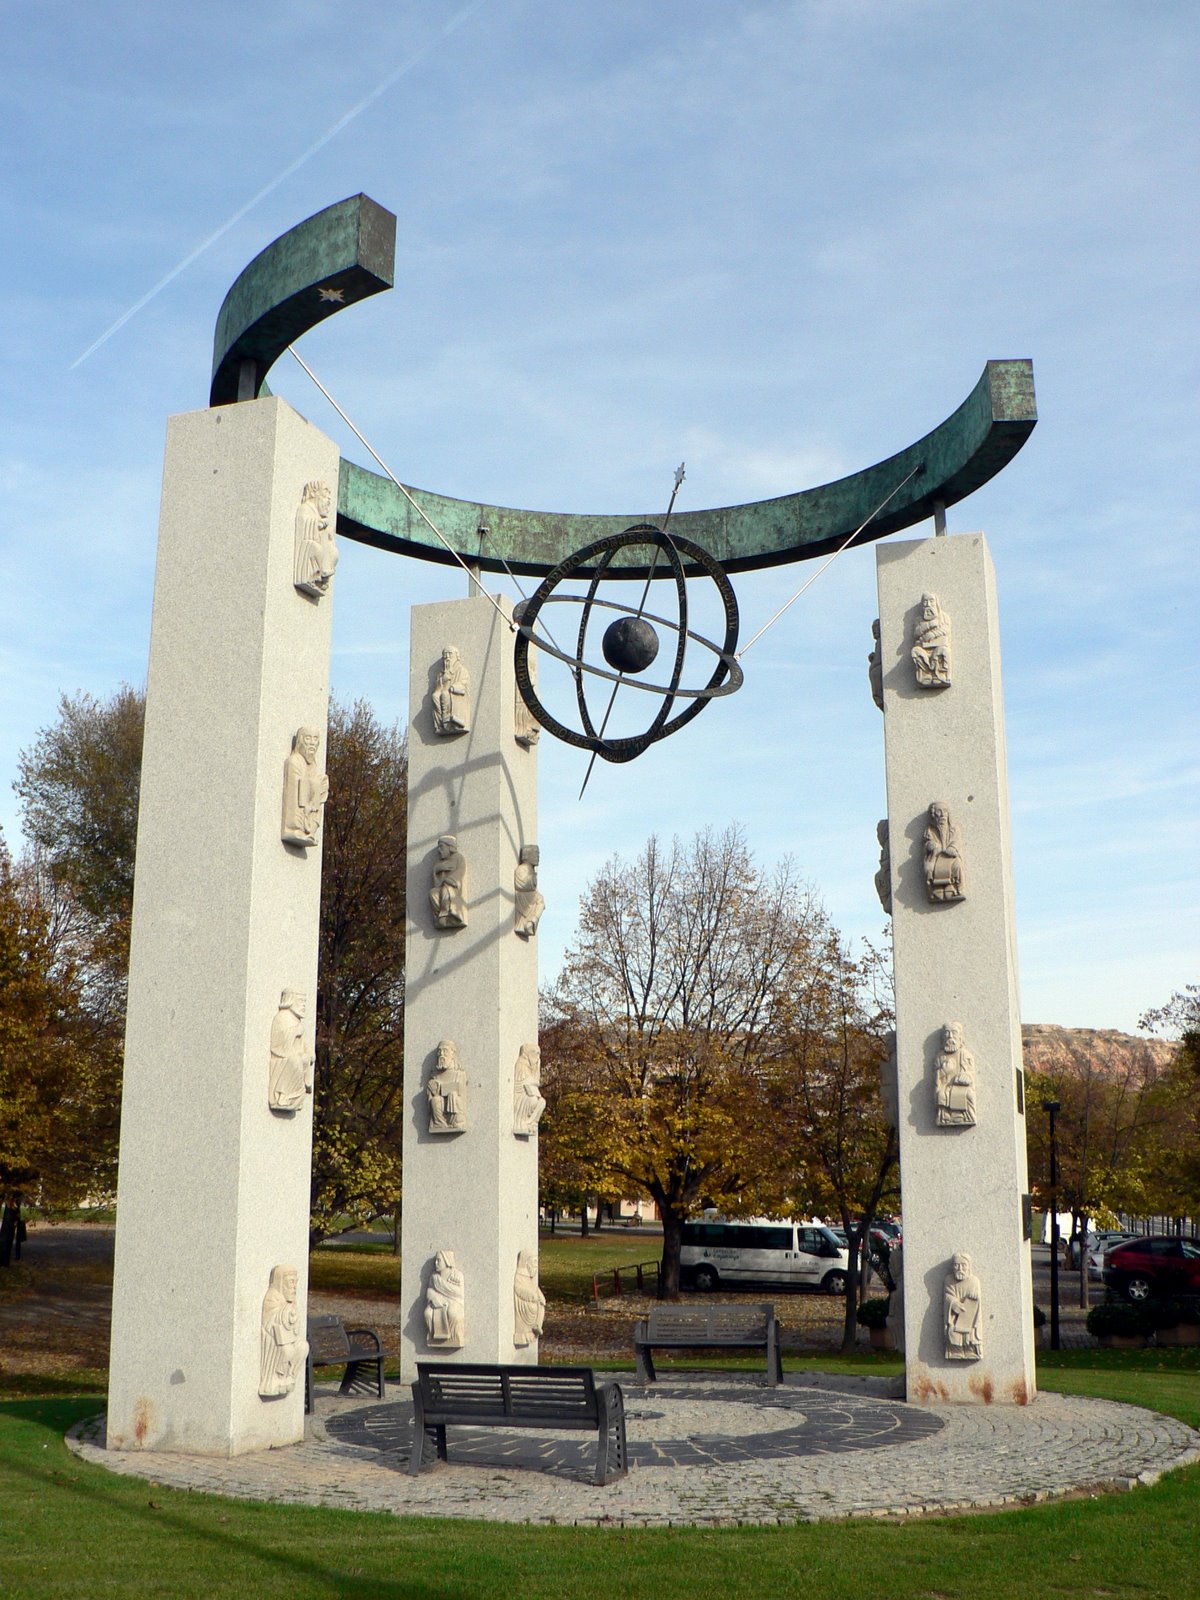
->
[
  {"left": 1102, "top": 1236, "right": 1200, "bottom": 1302},
  {"left": 680, "top": 1218, "right": 850, "bottom": 1294},
  {"left": 1086, "top": 1231, "right": 1139, "bottom": 1279}
]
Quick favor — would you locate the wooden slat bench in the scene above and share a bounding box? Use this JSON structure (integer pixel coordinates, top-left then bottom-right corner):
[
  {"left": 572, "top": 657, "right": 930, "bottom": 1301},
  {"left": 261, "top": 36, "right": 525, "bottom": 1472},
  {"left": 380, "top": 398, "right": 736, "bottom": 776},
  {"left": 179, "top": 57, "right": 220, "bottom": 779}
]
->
[
  {"left": 410, "top": 1363, "right": 628, "bottom": 1485},
  {"left": 632, "top": 1304, "right": 784, "bottom": 1385},
  {"left": 304, "top": 1315, "right": 386, "bottom": 1413}
]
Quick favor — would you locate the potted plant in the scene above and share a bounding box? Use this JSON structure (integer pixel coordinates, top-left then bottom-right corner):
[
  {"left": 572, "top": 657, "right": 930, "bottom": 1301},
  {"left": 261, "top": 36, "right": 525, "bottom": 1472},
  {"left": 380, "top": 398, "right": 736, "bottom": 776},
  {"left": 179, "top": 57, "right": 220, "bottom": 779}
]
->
[
  {"left": 1150, "top": 1296, "right": 1200, "bottom": 1347},
  {"left": 1086, "top": 1301, "right": 1154, "bottom": 1349},
  {"left": 856, "top": 1296, "right": 894, "bottom": 1350}
]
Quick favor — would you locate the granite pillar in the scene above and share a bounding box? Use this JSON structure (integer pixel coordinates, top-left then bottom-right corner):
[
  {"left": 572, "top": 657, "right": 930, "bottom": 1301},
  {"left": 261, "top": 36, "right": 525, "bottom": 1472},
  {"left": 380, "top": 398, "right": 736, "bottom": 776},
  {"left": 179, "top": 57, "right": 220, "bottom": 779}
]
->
[
  {"left": 107, "top": 397, "right": 337, "bottom": 1453},
  {"left": 400, "top": 594, "right": 540, "bottom": 1379},
  {"left": 876, "top": 533, "right": 1036, "bottom": 1405}
]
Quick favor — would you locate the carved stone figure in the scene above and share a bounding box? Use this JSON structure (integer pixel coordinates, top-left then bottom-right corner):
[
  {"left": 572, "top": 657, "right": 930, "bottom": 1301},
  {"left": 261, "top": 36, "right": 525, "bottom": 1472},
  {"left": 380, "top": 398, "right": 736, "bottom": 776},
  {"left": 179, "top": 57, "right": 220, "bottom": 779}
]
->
[
  {"left": 429, "top": 836, "right": 468, "bottom": 929},
  {"left": 868, "top": 618, "right": 884, "bottom": 711},
  {"left": 268, "top": 989, "right": 314, "bottom": 1112},
  {"left": 512, "top": 1044, "right": 546, "bottom": 1137},
  {"left": 513, "top": 601, "right": 541, "bottom": 747},
  {"left": 934, "top": 1021, "right": 977, "bottom": 1127},
  {"left": 923, "top": 803, "right": 965, "bottom": 902},
  {"left": 258, "top": 1264, "right": 308, "bottom": 1397},
  {"left": 281, "top": 727, "right": 330, "bottom": 848},
  {"left": 427, "top": 1039, "right": 468, "bottom": 1133},
  {"left": 943, "top": 1252, "right": 983, "bottom": 1361},
  {"left": 431, "top": 647, "right": 471, "bottom": 735},
  {"left": 424, "top": 1250, "right": 465, "bottom": 1349},
  {"left": 514, "top": 845, "right": 544, "bottom": 939},
  {"left": 874, "top": 819, "right": 892, "bottom": 914},
  {"left": 293, "top": 480, "right": 337, "bottom": 598},
  {"left": 911, "top": 591, "right": 952, "bottom": 688},
  {"left": 513, "top": 1250, "right": 546, "bottom": 1347}
]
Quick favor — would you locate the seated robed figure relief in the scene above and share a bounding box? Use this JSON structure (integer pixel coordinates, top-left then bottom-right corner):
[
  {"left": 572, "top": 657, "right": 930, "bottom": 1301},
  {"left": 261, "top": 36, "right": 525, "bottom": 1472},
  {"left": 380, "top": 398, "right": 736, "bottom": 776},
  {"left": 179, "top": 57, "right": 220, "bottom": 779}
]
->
[
  {"left": 425, "top": 1251, "right": 466, "bottom": 1349},
  {"left": 911, "top": 591, "right": 952, "bottom": 688},
  {"left": 933, "top": 1021, "right": 977, "bottom": 1127},
  {"left": 923, "top": 802, "right": 965, "bottom": 903}
]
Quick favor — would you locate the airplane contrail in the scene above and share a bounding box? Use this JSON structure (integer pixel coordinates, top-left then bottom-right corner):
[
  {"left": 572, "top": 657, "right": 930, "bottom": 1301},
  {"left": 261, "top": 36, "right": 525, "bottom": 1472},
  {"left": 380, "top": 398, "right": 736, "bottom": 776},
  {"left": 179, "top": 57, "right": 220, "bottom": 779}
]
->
[{"left": 70, "top": 0, "right": 490, "bottom": 370}]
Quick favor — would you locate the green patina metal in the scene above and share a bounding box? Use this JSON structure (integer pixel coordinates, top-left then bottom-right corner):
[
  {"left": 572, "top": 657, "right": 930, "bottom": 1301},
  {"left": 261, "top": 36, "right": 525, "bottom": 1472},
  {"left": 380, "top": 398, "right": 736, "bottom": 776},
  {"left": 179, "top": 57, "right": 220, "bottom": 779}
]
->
[
  {"left": 212, "top": 196, "right": 1036, "bottom": 575},
  {"left": 210, "top": 194, "right": 395, "bottom": 407}
]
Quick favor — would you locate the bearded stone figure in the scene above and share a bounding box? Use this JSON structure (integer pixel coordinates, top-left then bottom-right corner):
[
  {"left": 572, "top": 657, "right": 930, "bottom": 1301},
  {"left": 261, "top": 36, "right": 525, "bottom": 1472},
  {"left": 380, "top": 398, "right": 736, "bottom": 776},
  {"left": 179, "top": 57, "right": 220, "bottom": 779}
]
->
[
  {"left": 943, "top": 1252, "right": 983, "bottom": 1361},
  {"left": 281, "top": 726, "right": 329, "bottom": 849},
  {"left": 259, "top": 1264, "right": 308, "bottom": 1397},
  {"left": 923, "top": 802, "right": 965, "bottom": 902},
  {"left": 911, "top": 591, "right": 952, "bottom": 688},
  {"left": 934, "top": 1022, "right": 977, "bottom": 1127},
  {"left": 293, "top": 480, "right": 337, "bottom": 598},
  {"left": 513, "top": 845, "right": 544, "bottom": 939},
  {"left": 427, "top": 1040, "right": 468, "bottom": 1133},
  {"left": 431, "top": 646, "right": 471, "bottom": 735}
]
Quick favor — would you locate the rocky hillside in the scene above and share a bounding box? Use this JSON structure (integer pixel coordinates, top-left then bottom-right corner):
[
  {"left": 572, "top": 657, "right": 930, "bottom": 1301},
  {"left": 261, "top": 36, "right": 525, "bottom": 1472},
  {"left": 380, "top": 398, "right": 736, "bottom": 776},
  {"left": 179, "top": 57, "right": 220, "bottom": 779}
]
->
[{"left": 1022, "top": 1024, "right": 1177, "bottom": 1083}]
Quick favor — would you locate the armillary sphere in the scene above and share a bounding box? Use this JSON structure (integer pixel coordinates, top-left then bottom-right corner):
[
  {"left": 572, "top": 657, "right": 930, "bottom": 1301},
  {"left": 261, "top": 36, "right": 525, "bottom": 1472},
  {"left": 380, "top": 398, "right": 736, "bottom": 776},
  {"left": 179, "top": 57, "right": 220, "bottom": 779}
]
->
[{"left": 513, "top": 524, "right": 743, "bottom": 764}]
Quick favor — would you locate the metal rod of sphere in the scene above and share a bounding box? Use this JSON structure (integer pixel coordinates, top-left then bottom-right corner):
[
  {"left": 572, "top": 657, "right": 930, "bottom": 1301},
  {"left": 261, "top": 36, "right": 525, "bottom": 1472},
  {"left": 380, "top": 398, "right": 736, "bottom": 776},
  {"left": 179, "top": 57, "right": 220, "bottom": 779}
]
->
[{"left": 1043, "top": 1100, "right": 1062, "bottom": 1352}]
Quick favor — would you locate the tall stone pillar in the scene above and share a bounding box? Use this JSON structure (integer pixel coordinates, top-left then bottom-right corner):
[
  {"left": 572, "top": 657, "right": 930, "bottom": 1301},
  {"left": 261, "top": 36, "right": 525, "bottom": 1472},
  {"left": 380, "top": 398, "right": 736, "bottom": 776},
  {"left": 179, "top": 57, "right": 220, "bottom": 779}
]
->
[
  {"left": 108, "top": 397, "right": 338, "bottom": 1454},
  {"left": 876, "top": 533, "right": 1036, "bottom": 1405},
  {"left": 401, "top": 594, "right": 540, "bottom": 1380}
]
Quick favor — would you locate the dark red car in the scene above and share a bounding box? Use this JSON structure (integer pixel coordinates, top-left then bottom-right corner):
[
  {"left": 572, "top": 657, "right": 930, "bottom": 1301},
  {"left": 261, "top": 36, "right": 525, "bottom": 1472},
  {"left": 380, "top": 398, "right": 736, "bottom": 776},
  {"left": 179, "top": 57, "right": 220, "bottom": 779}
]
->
[{"left": 1101, "top": 1235, "right": 1200, "bottom": 1302}]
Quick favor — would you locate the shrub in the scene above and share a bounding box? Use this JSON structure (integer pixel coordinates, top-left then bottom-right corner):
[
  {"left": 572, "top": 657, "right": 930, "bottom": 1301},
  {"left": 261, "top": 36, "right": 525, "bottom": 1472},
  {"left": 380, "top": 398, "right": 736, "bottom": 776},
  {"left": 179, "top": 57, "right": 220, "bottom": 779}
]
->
[
  {"left": 1086, "top": 1302, "right": 1154, "bottom": 1339},
  {"left": 1148, "top": 1296, "right": 1200, "bottom": 1329},
  {"left": 856, "top": 1297, "right": 891, "bottom": 1330}
]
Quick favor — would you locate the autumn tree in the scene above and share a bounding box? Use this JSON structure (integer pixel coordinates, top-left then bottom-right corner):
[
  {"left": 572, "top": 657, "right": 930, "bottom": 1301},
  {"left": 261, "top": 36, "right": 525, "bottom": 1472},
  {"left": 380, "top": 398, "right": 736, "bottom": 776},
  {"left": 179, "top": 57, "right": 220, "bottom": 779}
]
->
[
  {"left": 15, "top": 687, "right": 409, "bottom": 1239},
  {"left": 1137, "top": 985, "right": 1200, "bottom": 1218},
  {"left": 0, "top": 831, "right": 120, "bottom": 1224},
  {"left": 766, "top": 935, "right": 897, "bottom": 1350},
  {"left": 542, "top": 827, "right": 840, "bottom": 1297},
  {"left": 308, "top": 699, "right": 407, "bottom": 1244}
]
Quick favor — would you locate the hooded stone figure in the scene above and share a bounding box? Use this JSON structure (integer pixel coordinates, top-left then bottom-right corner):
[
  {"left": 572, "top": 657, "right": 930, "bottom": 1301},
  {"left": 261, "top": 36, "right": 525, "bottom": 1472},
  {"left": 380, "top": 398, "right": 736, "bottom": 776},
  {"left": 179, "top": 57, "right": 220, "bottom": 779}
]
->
[{"left": 513, "top": 1250, "right": 546, "bottom": 1347}]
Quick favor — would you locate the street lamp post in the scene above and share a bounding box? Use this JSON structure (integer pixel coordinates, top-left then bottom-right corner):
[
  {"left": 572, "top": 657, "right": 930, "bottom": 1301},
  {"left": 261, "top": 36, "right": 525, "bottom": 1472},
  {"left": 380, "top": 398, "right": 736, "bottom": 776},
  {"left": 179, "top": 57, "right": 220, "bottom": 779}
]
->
[{"left": 1042, "top": 1099, "right": 1061, "bottom": 1352}]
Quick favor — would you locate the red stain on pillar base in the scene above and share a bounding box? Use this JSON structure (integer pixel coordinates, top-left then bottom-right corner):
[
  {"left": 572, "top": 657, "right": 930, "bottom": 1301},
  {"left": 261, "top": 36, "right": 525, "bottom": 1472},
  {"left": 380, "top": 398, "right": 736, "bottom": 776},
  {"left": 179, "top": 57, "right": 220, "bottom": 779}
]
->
[
  {"left": 968, "top": 1373, "right": 995, "bottom": 1403},
  {"left": 1011, "top": 1377, "right": 1030, "bottom": 1405},
  {"left": 133, "top": 1399, "right": 153, "bottom": 1446}
]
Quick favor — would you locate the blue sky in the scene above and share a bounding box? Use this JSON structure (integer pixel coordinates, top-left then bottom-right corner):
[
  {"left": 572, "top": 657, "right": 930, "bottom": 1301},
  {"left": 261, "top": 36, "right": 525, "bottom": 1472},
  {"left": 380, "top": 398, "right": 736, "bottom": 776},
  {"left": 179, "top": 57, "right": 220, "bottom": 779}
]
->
[{"left": 4, "top": 1, "right": 1196, "bottom": 1032}]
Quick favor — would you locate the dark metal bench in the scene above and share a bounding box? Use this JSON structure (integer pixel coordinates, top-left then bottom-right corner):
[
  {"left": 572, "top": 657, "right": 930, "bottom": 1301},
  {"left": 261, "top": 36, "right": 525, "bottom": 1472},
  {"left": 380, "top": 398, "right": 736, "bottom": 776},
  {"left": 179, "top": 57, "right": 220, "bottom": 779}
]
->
[
  {"left": 410, "top": 1362, "right": 627, "bottom": 1484},
  {"left": 633, "top": 1304, "right": 784, "bottom": 1385},
  {"left": 304, "top": 1314, "right": 386, "bottom": 1413}
]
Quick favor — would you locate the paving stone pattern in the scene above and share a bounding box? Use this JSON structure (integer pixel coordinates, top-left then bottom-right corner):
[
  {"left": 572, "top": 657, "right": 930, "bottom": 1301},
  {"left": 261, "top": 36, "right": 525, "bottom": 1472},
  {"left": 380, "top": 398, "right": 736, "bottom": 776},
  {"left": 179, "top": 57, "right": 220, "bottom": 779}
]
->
[{"left": 68, "top": 1372, "right": 1200, "bottom": 1527}]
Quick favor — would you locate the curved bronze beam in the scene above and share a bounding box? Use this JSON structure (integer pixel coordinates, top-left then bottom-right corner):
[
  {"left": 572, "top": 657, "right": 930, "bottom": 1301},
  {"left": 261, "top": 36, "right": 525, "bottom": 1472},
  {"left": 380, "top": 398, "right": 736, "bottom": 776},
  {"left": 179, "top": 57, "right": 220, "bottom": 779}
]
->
[{"left": 213, "top": 197, "right": 1036, "bottom": 575}]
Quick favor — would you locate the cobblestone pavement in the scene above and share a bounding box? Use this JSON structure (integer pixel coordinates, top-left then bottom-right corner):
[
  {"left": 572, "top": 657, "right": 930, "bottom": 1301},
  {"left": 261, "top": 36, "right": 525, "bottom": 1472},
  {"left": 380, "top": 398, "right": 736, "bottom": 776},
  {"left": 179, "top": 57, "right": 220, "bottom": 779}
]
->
[{"left": 68, "top": 1371, "right": 1200, "bottom": 1527}]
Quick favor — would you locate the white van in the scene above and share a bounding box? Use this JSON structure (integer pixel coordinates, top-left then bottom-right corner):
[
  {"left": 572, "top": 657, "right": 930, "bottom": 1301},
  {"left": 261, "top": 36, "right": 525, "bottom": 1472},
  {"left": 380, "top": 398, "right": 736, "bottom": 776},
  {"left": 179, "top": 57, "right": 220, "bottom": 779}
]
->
[{"left": 679, "top": 1217, "right": 850, "bottom": 1294}]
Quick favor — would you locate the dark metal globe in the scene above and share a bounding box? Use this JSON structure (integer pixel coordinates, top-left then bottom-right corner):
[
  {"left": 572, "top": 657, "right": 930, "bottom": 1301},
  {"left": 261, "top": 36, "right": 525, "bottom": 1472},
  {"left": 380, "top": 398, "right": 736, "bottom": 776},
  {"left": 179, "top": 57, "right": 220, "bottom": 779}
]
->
[{"left": 602, "top": 616, "right": 660, "bottom": 674}]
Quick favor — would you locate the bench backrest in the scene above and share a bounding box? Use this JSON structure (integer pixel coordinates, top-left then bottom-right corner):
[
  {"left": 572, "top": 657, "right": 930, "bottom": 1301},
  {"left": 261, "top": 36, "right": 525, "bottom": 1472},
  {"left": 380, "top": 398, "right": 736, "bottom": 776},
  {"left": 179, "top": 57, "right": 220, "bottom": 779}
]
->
[
  {"left": 646, "top": 1305, "right": 773, "bottom": 1341},
  {"left": 307, "top": 1315, "right": 352, "bottom": 1363},
  {"left": 416, "top": 1363, "right": 600, "bottom": 1421}
]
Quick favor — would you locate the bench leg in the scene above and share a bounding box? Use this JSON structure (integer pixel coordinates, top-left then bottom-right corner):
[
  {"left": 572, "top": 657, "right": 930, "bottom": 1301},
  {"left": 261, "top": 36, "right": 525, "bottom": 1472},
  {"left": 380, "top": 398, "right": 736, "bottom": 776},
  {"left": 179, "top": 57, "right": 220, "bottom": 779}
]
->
[
  {"left": 634, "top": 1344, "right": 656, "bottom": 1384},
  {"left": 339, "top": 1357, "right": 387, "bottom": 1400},
  {"left": 594, "top": 1383, "right": 628, "bottom": 1485},
  {"left": 767, "top": 1325, "right": 782, "bottom": 1387},
  {"left": 409, "top": 1384, "right": 446, "bottom": 1475}
]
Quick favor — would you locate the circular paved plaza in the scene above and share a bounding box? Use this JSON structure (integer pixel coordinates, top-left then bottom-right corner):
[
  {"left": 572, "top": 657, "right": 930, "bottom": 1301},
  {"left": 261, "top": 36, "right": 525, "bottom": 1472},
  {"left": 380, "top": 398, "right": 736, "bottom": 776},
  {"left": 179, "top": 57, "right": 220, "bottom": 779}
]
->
[{"left": 69, "top": 1372, "right": 1200, "bottom": 1527}]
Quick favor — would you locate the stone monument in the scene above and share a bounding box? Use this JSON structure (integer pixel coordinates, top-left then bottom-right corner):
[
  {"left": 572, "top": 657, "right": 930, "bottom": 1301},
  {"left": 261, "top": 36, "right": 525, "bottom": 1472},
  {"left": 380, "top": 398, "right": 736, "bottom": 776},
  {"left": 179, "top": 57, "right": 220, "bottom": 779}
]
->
[
  {"left": 400, "top": 594, "right": 540, "bottom": 1376},
  {"left": 876, "top": 533, "right": 1036, "bottom": 1405}
]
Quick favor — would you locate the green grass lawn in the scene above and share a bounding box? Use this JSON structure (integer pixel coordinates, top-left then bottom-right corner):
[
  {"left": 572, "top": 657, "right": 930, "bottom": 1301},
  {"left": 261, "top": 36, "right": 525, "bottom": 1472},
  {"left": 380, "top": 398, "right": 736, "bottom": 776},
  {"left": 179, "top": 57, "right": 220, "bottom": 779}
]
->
[
  {"left": 1, "top": 1353, "right": 1198, "bottom": 1599},
  {"left": 308, "top": 1229, "right": 660, "bottom": 1299}
]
